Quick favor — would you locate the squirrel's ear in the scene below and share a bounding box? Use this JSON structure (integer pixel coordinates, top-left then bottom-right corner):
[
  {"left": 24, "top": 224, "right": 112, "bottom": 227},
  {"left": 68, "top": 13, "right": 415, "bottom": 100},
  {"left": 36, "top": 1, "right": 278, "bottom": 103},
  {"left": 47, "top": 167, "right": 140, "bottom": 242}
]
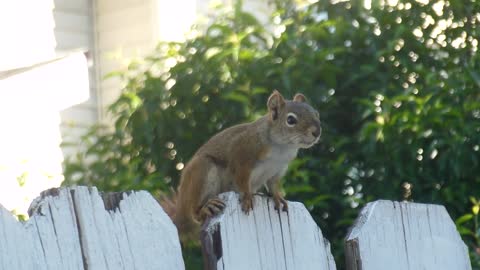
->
[
  {"left": 293, "top": 93, "right": 307, "bottom": 103},
  {"left": 267, "top": 90, "right": 285, "bottom": 120}
]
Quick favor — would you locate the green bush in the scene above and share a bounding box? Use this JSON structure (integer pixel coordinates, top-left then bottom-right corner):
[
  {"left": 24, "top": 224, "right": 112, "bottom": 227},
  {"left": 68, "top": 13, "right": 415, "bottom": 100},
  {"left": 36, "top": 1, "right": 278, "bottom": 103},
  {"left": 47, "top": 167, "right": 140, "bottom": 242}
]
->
[{"left": 64, "top": 0, "right": 480, "bottom": 268}]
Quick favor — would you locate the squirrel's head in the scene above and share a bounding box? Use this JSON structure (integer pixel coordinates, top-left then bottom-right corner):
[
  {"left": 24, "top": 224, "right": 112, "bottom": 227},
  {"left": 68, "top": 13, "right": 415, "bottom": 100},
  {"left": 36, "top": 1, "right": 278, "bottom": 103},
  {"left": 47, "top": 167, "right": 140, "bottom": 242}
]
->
[{"left": 267, "top": 90, "right": 321, "bottom": 149}]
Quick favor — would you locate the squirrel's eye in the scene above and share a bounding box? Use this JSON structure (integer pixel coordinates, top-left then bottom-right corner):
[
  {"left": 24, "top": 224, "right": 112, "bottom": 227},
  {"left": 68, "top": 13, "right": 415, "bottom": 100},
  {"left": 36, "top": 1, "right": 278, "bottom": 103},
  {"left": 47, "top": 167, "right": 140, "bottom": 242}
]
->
[{"left": 286, "top": 113, "right": 298, "bottom": 127}]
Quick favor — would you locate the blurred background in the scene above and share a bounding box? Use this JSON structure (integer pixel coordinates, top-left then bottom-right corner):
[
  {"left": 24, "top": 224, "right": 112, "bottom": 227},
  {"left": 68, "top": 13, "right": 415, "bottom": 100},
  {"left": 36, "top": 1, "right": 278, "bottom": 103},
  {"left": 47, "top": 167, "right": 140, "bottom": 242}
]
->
[{"left": 0, "top": 0, "right": 479, "bottom": 269}]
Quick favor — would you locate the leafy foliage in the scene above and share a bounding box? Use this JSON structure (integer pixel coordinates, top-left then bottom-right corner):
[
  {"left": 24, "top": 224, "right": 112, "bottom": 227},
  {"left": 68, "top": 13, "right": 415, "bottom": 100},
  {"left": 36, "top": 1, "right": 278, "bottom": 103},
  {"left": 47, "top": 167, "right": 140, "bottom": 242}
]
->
[
  {"left": 458, "top": 197, "right": 480, "bottom": 267},
  {"left": 64, "top": 0, "right": 480, "bottom": 268}
]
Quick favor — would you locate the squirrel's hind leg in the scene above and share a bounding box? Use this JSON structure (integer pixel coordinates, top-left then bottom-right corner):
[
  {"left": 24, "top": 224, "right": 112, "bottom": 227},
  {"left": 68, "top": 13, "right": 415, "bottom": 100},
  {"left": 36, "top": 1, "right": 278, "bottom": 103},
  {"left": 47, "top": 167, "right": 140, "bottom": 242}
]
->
[{"left": 196, "top": 197, "right": 226, "bottom": 222}]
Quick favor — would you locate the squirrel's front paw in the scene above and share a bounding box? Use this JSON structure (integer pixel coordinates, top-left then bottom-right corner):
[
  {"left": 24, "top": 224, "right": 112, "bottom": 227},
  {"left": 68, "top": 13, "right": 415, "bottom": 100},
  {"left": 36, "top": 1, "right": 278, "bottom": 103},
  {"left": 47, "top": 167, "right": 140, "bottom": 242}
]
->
[
  {"left": 240, "top": 193, "right": 254, "bottom": 214},
  {"left": 273, "top": 194, "right": 288, "bottom": 212}
]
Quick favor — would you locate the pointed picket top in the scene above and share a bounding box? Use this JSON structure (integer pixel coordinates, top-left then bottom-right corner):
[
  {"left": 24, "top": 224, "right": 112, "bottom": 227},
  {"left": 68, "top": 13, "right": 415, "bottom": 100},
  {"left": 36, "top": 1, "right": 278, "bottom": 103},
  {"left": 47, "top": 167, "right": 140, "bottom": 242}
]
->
[
  {"left": 345, "top": 200, "right": 471, "bottom": 270},
  {"left": 0, "top": 186, "right": 184, "bottom": 270},
  {"left": 201, "top": 192, "right": 336, "bottom": 270}
]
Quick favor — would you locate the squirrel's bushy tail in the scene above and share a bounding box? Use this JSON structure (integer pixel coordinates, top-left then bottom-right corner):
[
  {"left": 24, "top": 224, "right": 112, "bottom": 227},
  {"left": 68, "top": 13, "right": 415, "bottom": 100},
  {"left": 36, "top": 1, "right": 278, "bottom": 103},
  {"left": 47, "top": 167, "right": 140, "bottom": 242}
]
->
[
  {"left": 159, "top": 187, "right": 177, "bottom": 218},
  {"left": 159, "top": 188, "right": 199, "bottom": 243}
]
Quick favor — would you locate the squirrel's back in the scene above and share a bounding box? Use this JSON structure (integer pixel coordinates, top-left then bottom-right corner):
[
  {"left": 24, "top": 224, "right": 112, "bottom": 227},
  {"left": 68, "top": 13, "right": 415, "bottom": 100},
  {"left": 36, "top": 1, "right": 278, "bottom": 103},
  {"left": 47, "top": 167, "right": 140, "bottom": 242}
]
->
[{"left": 194, "top": 115, "right": 269, "bottom": 164}]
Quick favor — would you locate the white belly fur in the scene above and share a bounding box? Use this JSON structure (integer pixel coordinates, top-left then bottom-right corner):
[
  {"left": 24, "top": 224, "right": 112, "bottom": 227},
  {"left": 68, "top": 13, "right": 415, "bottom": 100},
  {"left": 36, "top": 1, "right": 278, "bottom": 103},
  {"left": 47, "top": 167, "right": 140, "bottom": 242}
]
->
[{"left": 250, "top": 146, "right": 298, "bottom": 191}]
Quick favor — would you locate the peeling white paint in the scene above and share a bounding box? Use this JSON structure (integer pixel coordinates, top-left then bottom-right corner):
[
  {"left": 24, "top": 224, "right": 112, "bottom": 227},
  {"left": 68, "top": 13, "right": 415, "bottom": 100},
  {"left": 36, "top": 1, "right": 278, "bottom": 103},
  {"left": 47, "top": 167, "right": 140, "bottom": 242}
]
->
[
  {"left": 0, "top": 186, "right": 184, "bottom": 270},
  {"left": 345, "top": 200, "right": 471, "bottom": 270},
  {"left": 202, "top": 192, "right": 336, "bottom": 270}
]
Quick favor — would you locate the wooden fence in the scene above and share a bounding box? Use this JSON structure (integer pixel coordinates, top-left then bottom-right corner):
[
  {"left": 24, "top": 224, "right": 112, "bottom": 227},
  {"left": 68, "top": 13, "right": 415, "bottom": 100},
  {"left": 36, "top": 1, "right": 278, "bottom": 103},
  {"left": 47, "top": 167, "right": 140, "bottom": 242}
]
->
[{"left": 0, "top": 186, "right": 472, "bottom": 270}]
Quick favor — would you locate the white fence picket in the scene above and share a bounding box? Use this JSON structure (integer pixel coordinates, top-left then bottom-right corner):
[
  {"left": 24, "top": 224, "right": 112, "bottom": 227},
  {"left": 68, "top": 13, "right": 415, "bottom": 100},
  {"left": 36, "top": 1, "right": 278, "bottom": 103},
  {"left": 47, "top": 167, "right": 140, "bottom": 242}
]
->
[
  {"left": 345, "top": 200, "right": 471, "bottom": 270},
  {"left": 0, "top": 186, "right": 184, "bottom": 270},
  {"left": 201, "top": 192, "right": 336, "bottom": 270}
]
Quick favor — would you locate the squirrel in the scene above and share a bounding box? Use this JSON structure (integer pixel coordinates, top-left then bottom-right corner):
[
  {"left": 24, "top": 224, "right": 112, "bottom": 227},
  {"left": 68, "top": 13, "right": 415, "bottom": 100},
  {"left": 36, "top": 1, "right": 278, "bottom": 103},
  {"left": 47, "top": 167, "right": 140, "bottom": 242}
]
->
[{"left": 170, "top": 90, "right": 321, "bottom": 241}]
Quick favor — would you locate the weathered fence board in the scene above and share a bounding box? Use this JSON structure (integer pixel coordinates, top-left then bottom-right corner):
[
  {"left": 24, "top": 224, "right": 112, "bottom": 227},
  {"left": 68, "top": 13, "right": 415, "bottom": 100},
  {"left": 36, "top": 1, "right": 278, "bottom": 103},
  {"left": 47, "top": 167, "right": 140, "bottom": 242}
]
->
[
  {"left": 0, "top": 186, "right": 184, "bottom": 270},
  {"left": 1, "top": 186, "right": 473, "bottom": 270},
  {"left": 201, "top": 192, "right": 336, "bottom": 270},
  {"left": 345, "top": 200, "right": 471, "bottom": 270}
]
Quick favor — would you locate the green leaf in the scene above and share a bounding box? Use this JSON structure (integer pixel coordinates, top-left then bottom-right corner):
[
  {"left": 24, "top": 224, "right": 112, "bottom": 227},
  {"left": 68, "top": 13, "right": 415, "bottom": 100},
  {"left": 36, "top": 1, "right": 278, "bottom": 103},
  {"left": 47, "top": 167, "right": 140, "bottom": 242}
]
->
[
  {"left": 456, "top": 214, "right": 473, "bottom": 225},
  {"left": 467, "top": 68, "right": 480, "bottom": 88},
  {"left": 223, "top": 92, "right": 249, "bottom": 103}
]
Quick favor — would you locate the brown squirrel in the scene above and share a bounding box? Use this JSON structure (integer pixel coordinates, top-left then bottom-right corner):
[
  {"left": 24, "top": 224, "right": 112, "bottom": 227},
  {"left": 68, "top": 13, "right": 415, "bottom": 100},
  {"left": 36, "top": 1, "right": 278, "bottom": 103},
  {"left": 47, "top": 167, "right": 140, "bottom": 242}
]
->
[{"left": 171, "top": 90, "right": 321, "bottom": 240}]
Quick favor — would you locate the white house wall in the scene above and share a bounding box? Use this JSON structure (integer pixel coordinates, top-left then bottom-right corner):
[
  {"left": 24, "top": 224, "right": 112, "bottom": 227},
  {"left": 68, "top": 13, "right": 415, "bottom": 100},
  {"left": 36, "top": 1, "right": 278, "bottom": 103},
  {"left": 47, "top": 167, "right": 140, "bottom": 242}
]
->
[
  {"left": 52, "top": 0, "right": 99, "bottom": 159},
  {"left": 95, "top": 0, "right": 160, "bottom": 122}
]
